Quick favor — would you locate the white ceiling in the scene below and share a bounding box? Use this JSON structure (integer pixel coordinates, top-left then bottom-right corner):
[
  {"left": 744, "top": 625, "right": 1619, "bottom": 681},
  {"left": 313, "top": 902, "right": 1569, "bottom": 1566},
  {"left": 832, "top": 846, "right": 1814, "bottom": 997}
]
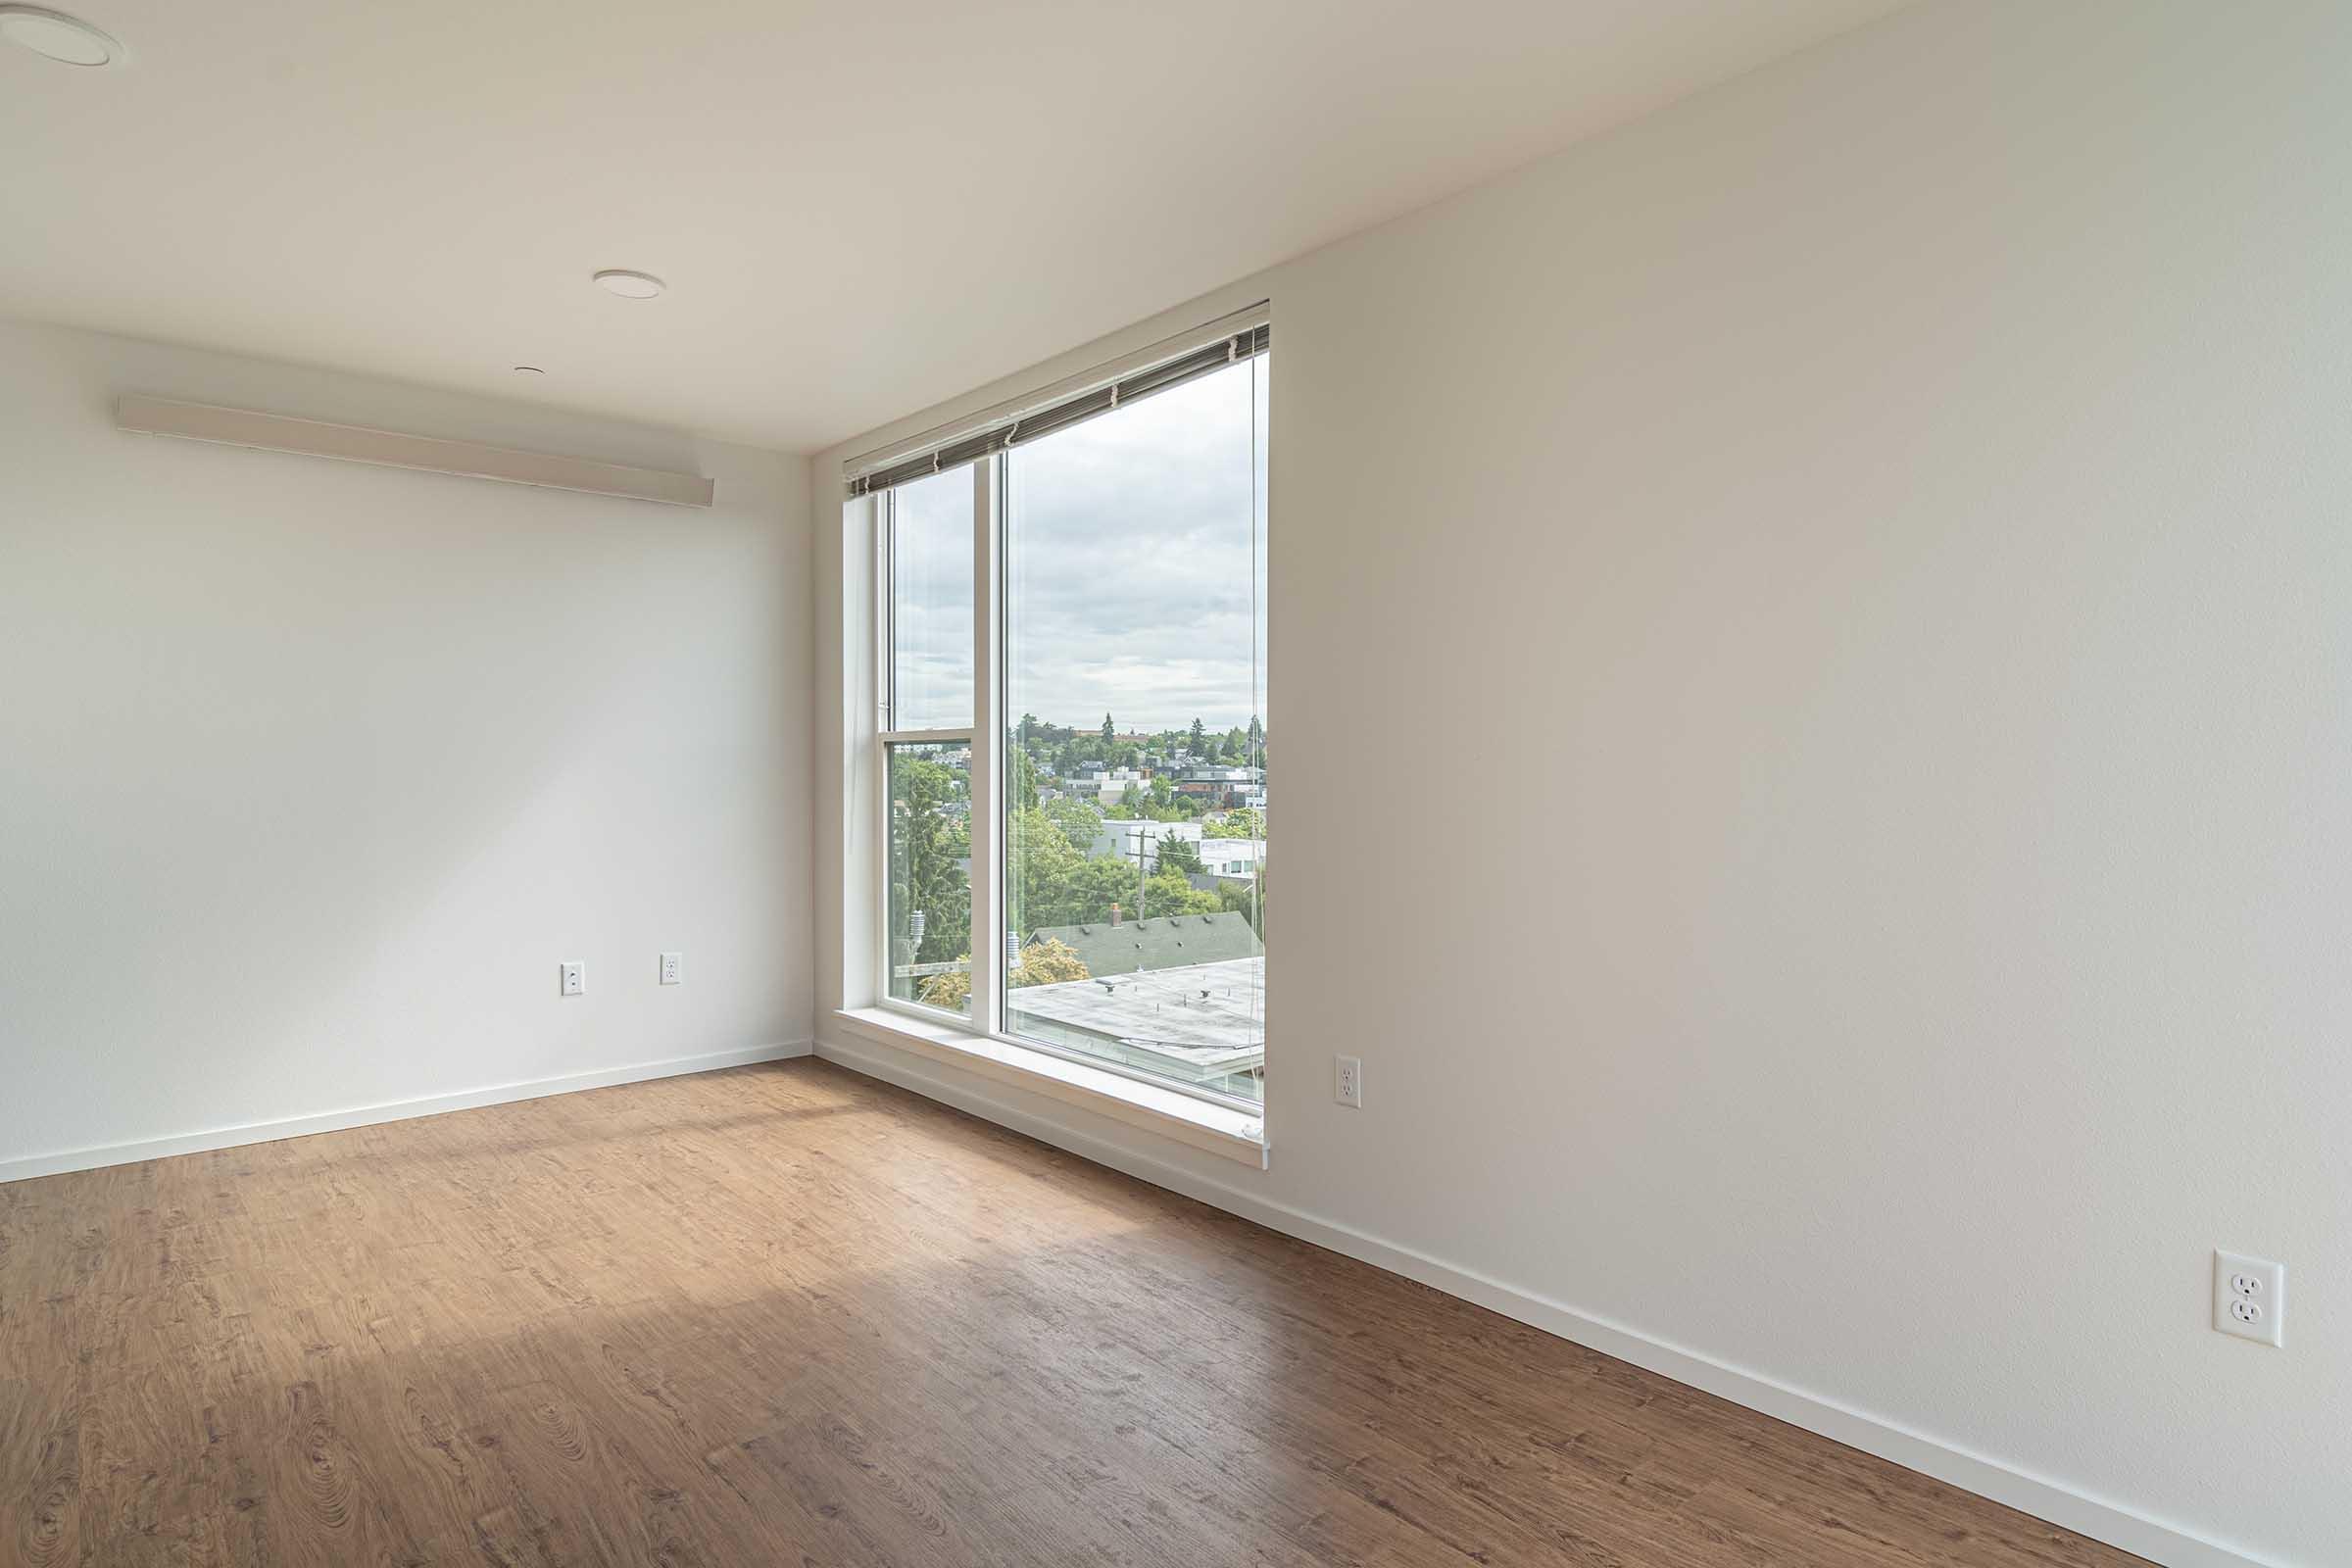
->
[{"left": 0, "top": 0, "right": 1904, "bottom": 452}]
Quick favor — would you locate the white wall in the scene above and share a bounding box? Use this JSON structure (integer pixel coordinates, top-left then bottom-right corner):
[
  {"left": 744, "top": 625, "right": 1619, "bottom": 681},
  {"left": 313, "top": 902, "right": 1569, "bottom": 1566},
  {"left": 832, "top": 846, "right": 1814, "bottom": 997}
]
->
[
  {"left": 813, "top": 4, "right": 2352, "bottom": 1563},
  {"left": 1, "top": 319, "right": 814, "bottom": 1174}
]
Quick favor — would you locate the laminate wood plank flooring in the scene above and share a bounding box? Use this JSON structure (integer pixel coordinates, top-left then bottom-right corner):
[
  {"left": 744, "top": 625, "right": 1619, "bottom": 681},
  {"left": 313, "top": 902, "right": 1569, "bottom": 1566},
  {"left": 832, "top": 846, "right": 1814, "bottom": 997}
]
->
[{"left": 0, "top": 1058, "right": 2147, "bottom": 1566}]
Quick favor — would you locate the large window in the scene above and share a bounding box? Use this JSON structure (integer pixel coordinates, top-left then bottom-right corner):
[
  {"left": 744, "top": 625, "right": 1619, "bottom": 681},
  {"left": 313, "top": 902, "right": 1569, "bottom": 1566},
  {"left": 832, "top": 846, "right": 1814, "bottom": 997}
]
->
[{"left": 870, "top": 313, "right": 1267, "bottom": 1108}]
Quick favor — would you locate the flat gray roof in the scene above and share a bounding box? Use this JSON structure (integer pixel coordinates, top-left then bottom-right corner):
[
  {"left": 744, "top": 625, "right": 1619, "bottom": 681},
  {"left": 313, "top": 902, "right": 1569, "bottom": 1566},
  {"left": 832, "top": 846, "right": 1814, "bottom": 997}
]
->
[{"left": 1008, "top": 956, "right": 1265, "bottom": 1070}]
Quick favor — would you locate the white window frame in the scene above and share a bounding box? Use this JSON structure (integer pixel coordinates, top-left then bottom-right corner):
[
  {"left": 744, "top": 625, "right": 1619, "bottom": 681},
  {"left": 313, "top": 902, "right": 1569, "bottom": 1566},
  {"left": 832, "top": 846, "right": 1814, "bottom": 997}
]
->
[{"left": 861, "top": 315, "right": 1269, "bottom": 1122}]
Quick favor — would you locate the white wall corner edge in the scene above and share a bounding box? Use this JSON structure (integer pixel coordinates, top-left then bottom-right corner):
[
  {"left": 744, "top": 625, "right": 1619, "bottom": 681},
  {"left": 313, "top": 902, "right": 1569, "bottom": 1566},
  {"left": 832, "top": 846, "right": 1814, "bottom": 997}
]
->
[
  {"left": 0, "top": 1038, "right": 813, "bottom": 1185},
  {"left": 812, "top": 1028, "right": 2276, "bottom": 1568},
  {"left": 114, "top": 393, "right": 716, "bottom": 508}
]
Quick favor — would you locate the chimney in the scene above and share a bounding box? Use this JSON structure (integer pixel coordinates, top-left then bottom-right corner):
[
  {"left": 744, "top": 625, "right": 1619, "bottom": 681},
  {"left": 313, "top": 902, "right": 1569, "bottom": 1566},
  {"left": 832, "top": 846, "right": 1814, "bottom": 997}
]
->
[{"left": 1109, "top": 902, "right": 1123, "bottom": 927}]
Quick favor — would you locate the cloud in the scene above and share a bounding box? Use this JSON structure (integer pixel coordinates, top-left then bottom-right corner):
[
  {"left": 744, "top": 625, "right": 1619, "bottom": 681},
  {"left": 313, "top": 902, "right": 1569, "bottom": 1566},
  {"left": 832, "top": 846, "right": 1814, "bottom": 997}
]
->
[{"left": 890, "top": 358, "right": 1268, "bottom": 735}]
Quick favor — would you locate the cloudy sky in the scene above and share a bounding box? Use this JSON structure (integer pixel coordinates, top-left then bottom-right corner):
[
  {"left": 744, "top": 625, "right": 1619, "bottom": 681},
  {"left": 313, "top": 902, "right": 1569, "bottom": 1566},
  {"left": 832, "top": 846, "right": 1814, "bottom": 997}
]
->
[{"left": 891, "top": 356, "right": 1268, "bottom": 736}]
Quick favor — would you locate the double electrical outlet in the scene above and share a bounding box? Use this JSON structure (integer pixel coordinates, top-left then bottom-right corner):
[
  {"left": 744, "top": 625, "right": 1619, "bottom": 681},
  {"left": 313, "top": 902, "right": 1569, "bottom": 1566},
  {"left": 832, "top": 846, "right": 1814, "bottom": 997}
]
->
[
  {"left": 559, "top": 953, "right": 683, "bottom": 996},
  {"left": 1334, "top": 1054, "right": 1362, "bottom": 1108},
  {"left": 2214, "top": 1250, "right": 2285, "bottom": 1348}
]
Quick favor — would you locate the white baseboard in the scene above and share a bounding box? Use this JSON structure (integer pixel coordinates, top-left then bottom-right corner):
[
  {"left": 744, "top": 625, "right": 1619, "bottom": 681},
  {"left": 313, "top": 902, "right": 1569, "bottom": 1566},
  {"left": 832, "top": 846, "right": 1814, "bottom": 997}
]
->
[
  {"left": 816, "top": 1029, "right": 2268, "bottom": 1568},
  {"left": 0, "top": 1038, "right": 813, "bottom": 1185}
]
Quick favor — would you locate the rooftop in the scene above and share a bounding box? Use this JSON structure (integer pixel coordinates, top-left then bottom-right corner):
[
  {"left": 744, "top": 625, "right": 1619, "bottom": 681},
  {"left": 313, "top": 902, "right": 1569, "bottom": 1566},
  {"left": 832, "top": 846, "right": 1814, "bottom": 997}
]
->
[
  {"left": 1009, "top": 956, "right": 1266, "bottom": 1070},
  {"left": 1027, "top": 911, "right": 1263, "bottom": 976}
]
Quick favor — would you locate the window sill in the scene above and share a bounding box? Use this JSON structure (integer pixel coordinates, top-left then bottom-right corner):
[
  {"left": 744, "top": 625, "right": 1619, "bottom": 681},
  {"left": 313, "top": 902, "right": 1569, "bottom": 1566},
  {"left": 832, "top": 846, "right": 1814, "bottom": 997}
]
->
[{"left": 829, "top": 1006, "right": 1268, "bottom": 1168}]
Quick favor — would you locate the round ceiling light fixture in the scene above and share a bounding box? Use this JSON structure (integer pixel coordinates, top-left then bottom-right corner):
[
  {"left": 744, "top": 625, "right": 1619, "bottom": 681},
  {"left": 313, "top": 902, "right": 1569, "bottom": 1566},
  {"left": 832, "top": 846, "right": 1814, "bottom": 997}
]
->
[
  {"left": 593, "top": 269, "right": 664, "bottom": 300},
  {"left": 0, "top": 5, "right": 123, "bottom": 66},
  {"left": 512, "top": 365, "right": 545, "bottom": 375}
]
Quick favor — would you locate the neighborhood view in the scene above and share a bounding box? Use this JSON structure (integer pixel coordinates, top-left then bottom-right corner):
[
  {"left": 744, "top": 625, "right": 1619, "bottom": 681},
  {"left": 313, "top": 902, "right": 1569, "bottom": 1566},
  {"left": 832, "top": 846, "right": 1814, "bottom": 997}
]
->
[
  {"left": 886, "top": 716, "right": 1267, "bottom": 1102},
  {"left": 886, "top": 348, "right": 1268, "bottom": 1103}
]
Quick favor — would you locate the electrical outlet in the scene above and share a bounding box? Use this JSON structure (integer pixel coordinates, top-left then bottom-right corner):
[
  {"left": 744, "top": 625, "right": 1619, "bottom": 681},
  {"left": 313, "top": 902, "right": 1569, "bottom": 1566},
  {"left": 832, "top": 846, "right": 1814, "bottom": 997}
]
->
[
  {"left": 660, "top": 952, "right": 682, "bottom": 986},
  {"left": 560, "top": 960, "right": 585, "bottom": 998},
  {"left": 2214, "top": 1250, "right": 2285, "bottom": 1347},
  {"left": 1334, "top": 1054, "right": 1362, "bottom": 1108}
]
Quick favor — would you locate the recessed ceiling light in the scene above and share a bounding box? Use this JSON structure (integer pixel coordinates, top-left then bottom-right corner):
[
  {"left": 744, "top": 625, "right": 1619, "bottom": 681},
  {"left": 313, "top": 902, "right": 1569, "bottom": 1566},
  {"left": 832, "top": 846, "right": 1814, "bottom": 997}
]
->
[
  {"left": 0, "top": 5, "right": 122, "bottom": 67},
  {"left": 513, "top": 365, "right": 545, "bottom": 375},
  {"left": 593, "top": 270, "right": 664, "bottom": 300}
]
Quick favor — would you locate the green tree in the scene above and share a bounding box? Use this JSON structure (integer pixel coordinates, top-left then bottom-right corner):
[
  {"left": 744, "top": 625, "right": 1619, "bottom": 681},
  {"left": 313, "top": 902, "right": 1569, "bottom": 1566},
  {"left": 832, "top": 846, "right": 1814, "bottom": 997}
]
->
[
  {"left": 1009, "top": 746, "right": 1040, "bottom": 810},
  {"left": 1144, "top": 870, "right": 1220, "bottom": 915},
  {"left": 888, "top": 751, "right": 971, "bottom": 991},
  {"left": 919, "top": 935, "right": 1091, "bottom": 1010},
  {"left": 1216, "top": 807, "right": 1265, "bottom": 841},
  {"left": 1006, "top": 805, "right": 1084, "bottom": 930},
  {"left": 1060, "top": 857, "right": 1145, "bottom": 925},
  {"left": 1218, "top": 867, "right": 1266, "bottom": 937},
  {"left": 1013, "top": 935, "right": 1090, "bottom": 986},
  {"left": 1189, "top": 717, "right": 1206, "bottom": 757},
  {"left": 1156, "top": 837, "right": 1203, "bottom": 876},
  {"left": 1101, "top": 712, "right": 1116, "bottom": 745},
  {"left": 1042, "top": 796, "right": 1103, "bottom": 854}
]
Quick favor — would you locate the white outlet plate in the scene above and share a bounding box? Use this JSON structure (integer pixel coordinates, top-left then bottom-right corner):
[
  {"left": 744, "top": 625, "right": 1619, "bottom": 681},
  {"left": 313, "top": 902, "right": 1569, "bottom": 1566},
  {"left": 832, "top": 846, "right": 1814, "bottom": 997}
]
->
[
  {"left": 560, "top": 960, "right": 585, "bottom": 998},
  {"left": 2214, "top": 1250, "right": 2284, "bottom": 1347},
  {"left": 660, "top": 952, "right": 682, "bottom": 985},
  {"left": 1335, "top": 1054, "right": 1362, "bottom": 1107}
]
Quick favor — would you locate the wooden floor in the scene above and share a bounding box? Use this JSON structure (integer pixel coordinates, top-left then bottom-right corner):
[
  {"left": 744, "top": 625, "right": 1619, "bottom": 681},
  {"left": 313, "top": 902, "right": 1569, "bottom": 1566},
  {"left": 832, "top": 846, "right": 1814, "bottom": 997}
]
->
[{"left": 0, "top": 1059, "right": 2144, "bottom": 1568}]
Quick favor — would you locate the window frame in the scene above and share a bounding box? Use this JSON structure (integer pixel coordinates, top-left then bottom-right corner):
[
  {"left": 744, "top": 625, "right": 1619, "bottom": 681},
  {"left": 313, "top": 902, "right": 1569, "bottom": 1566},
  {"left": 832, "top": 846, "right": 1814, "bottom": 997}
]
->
[{"left": 863, "top": 318, "right": 1268, "bottom": 1118}]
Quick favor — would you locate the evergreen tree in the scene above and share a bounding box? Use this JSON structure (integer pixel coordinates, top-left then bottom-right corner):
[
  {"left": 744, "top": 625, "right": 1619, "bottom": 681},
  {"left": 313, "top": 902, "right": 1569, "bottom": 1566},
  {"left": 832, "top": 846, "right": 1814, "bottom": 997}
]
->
[{"left": 1156, "top": 837, "right": 1203, "bottom": 875}]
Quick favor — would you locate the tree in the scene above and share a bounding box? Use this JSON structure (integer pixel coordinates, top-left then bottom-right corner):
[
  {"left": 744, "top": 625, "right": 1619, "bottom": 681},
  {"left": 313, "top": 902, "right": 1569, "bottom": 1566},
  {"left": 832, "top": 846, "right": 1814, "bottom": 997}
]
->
[
  {"left": 1009, "top": 746, "right": 1040, "bottom": 811},
  {"left": 1218, "top": 866, "right": 1267, "bottom": 937},
  {"left": 919, "top": 935, "right": 1091, "bottom": 1010},
  {"left": 1014, "top": 935, "right": 1090, "bottom": 986},
  {"left": 1041, "top": 796, "right": 1103, "bottom": 855},
  {"left": 1064, "top": 857, "right": 1144, "bottom": 922},
  {"left": 1189, "top": 717, "right": 1206, "bottom": 757},
  {"left": 1006, "top": 806, "right": 1085, "bottom": 929},
  {"left": 1156, "top": 836, "right": 1203, "bottom": 876},
  {"left": 888, "top": 751, "right": 970, "bottom": 981},
  {"left": 1101, "top": 712, "right": 1116, "bottom": 745},
  {"left": 1144, "top": 870, "right": 1220, "bottom": 915},
  {"left": 1217, "top": 807, "right": 1265, "bottom": 841}
]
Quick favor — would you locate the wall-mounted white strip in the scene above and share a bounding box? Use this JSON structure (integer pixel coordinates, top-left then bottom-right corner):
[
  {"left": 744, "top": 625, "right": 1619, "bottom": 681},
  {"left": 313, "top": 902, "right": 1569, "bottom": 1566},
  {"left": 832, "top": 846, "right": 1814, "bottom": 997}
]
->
[{"left": 115, "top": 395, "right": 714, "bottom": 508}]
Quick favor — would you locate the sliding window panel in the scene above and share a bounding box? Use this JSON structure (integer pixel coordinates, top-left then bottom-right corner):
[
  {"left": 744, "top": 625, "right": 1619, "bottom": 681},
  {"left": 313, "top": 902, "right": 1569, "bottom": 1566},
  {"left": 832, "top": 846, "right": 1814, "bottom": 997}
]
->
[
  {"left": 886, "top": 467, "right": 975, "bottom": 732},
  {"left": 879, "top": 464, "right": 979, "bottom": 1016},
  {"left": 1002, "top": 354, "right": 1268, "bottom": 1104}
]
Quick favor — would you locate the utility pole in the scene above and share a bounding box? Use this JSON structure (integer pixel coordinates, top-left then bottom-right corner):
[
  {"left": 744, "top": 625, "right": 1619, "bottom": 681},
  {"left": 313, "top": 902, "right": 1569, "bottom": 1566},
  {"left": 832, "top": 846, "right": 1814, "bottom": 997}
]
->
[{"left": 1130, "top": 822, "right": 1152, "bottom": 922}]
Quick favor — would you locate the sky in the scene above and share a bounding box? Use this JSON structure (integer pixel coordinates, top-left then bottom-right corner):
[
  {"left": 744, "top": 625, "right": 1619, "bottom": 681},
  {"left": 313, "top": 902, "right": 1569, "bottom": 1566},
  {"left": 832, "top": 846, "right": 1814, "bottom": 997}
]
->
[{"left": 890, "top": 355, "right": 1269, "bottom": 737}]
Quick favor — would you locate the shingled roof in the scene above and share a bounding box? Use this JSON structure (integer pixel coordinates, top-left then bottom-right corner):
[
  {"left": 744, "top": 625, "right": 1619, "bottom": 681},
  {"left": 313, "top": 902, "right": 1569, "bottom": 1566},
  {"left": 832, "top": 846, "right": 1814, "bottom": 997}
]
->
[{"left": 1023, "top": 910, "right": 1262, "bottom": 978}]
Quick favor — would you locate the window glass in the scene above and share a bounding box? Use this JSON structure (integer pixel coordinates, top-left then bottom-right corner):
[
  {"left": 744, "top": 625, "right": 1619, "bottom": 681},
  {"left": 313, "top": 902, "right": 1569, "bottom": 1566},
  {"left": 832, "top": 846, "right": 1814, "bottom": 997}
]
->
[
  {"left": 889, "top": 467, "right": 973, "bottom": 731},
  {"left": 1001, "top": 355, "right": 1268, "bottom": 1102},
  {"left": 885, "top": 740, "right": 972, "bottom": 1015}
]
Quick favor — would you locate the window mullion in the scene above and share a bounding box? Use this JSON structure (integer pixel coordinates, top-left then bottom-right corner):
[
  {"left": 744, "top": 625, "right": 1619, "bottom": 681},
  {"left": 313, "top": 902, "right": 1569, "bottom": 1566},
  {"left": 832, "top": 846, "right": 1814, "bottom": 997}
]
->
[
  {"left": 876, "top": 490, "right": 895, "bottom": 733},
  {"left": 967, "top": 455, "right": 1004, "bottom": 1036}
]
